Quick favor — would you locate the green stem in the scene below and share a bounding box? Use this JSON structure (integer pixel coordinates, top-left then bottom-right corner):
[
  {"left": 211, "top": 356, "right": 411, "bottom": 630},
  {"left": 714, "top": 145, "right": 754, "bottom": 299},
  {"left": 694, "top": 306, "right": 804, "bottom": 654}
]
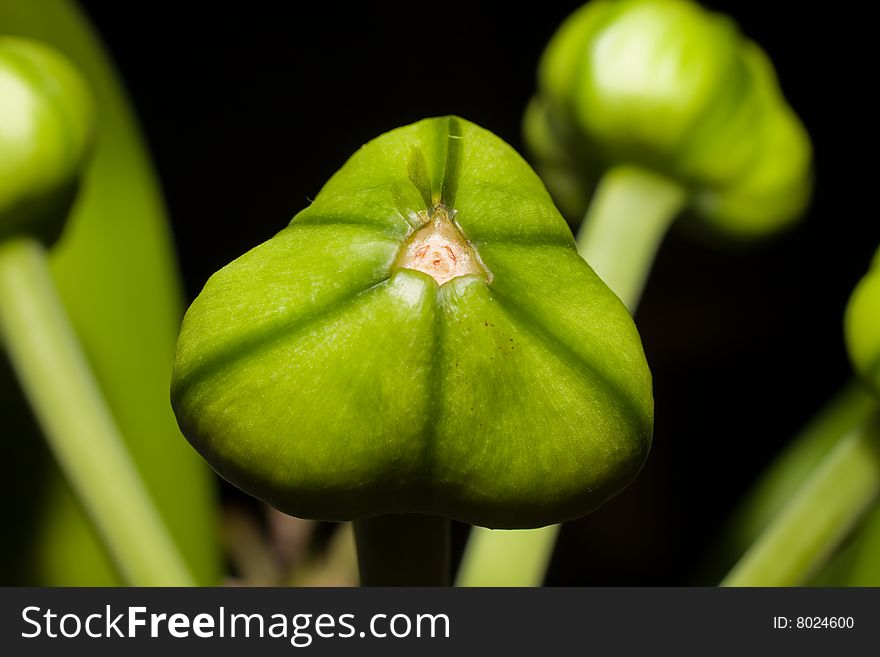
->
[
  {"left": 456, "top": 525, "right": 556, "bottom": 587},
  {"left": 847, "top": 500, "right": 880, "bottom": 585},
  {"left": 700, "top": 381, "right": 875, "bottom": 580},
  {"left": 577, "top": 165, "right": 688, "bottom": 310},
  {"left": 456, "top": 165, "right": 686, "bottom": 586},
  {"left": 354, "top": 514, "right": 450, "bottom": 586},
  {"left": 0, "top": 237, "right": 194, "bottom": 586},
  {"left": 722, "top": 413, "right": 880, "bottom": 587}
]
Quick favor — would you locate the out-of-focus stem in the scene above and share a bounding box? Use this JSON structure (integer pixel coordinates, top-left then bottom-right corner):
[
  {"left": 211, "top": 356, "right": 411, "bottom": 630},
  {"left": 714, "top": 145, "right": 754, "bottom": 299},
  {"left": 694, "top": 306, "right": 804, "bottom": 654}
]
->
[
  {"left": 846, "top": 501, "right": 880, "bottom": 585},
  {"left": 0, "top": 237, "right": 194, "bottom": 586},
  {"left": 701, "top": 381, "right": 875, "bottom": 580},
  {"left": 576, "top": 165, "right": 687, "bottom": 310},
  {"left": 722, "top": 414, "right": 880, "bottom": 587}
]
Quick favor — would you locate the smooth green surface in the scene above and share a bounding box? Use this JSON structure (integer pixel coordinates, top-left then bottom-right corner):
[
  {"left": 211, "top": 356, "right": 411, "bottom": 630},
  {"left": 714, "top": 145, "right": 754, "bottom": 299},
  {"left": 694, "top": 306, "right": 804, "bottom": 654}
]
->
[
  {"left": 845, "top": 248, "right": 880, "bottom": 396},
  {"left": 0, "top": 239, "right": 194, "bottom": 586},
  {"left": 529, "top": 0, "right": 812, "bottom": 236},
  {"left": 478, "top": 0, "right": 812, "bottom": 589},
  {"left": 479, "top": 0, "right": 812, "bottom": 590},
  {"left": 173, "top": 116, "right": 654, "bottom": 529},
  {"left": 722, "top": 414, "right": 880, "bottom": 587},
  {"left": 0, "top": 0, "right": 219, "bottom": 585},
  {"left": 0, "top": 36, "right": 93, "bottom": 244},
  {"left": 458, "top": 164, "right": 684, "bottom": 586}
]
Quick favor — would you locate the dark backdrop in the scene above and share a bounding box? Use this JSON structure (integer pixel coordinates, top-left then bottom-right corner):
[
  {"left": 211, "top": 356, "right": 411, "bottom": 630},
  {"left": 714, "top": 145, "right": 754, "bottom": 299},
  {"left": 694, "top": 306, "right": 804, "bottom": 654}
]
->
[{"left": 77, "top": 0, "right": 877, "bottom": 585}]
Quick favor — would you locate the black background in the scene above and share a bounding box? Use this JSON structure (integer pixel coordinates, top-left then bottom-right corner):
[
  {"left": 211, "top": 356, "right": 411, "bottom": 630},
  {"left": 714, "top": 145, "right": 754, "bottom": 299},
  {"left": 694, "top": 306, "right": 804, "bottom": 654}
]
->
[{"left": 75, "top": 0, "right": 877, "bottom": 585}]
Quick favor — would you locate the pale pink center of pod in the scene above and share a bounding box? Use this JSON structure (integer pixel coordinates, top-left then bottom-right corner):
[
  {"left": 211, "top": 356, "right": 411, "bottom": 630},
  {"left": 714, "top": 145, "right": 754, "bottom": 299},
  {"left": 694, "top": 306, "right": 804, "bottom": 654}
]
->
[{"left": 395, "top": 206, "right": 489, "bottom": 285}]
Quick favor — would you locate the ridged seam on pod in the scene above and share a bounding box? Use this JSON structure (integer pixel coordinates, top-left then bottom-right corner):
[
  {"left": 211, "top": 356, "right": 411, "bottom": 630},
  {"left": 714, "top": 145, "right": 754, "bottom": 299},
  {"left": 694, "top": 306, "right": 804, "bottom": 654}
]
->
[{"left": 171, "top": 116, "right": 654, "bottom": 530}]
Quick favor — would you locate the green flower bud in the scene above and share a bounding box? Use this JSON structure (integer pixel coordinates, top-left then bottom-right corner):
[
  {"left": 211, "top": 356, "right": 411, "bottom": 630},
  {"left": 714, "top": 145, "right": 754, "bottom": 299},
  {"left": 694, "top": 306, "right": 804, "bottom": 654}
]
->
[
  {"left": 0, "top": 37, "right": 94, "bottom": 245},
  {"left": 845, "top": 248, "right": 880, "bottom": 395},
  {"left": 530, "top": 0, "right": 812, "bottom": 237},
  {"left": 171, "top": 116, "right": 653, "bottom": 529},
  {"left": 522, "top": 96, "right": 595, "bottom": 223}
]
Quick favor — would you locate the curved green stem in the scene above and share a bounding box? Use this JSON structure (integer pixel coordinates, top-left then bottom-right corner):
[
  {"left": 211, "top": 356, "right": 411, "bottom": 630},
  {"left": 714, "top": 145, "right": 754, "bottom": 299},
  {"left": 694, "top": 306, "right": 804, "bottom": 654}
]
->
[
  {"left": 701, "top": 381, "right": 875, "bottom": 580},
  {"left": 457, "top": 165, "right": 686, "bottom": 586},
  {"left": 722, "top": 413, "right": 880, "bottom": 587},
  {"left": 0, "top": 237, "right": 194, "bottom": 586},
  {"left": 577, "top": 165, "right": 687, "bottom": 310},
  {"left": 2, "top": 0, "right": 220, "bottom": 586},
  {"left": 354, "top": 514, "right": 450, "bottom": 586}
]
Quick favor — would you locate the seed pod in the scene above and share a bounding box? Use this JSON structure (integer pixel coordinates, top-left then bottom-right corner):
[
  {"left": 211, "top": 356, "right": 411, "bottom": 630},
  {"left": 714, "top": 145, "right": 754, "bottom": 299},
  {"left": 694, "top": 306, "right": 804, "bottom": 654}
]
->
[
  {"left": 845, "top": 248, "right": 880, "bottom": 396},
  {"left": 0, "top": 37, "right": 94, "bottom": 245},
  {"left": 171, "top": 116, "right": 654, "bottom": 529},
  {"left": 530, "top": 0, "right": 812, "bottom": 238}
]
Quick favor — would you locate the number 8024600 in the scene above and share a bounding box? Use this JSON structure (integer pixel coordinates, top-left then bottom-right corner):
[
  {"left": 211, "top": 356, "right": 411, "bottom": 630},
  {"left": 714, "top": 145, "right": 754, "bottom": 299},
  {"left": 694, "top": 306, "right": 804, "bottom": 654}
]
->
[{"left": 798, "top": 617, "right": 854, "bottom": 629}]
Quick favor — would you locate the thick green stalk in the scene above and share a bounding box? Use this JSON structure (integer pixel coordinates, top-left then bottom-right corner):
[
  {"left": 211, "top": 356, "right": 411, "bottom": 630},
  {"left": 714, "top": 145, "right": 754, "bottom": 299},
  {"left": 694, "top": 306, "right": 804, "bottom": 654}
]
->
[
  {"left": 456, "top": 525, "right": 556, "bottom": 587},
  {"left": 577, "top": 166, "right": 687, "bottom": 310},
  {"left": 0, "top": 238, "right": 194, "bottom": 586},
  {"left": 457, "top": 166, "right": 686, "bottom": 586},
  {"left": 722, "top": 414, "right": 880, "bottom": 587},
  {"left": 355, "top": 515, "right": 450, "bottom": 586}
]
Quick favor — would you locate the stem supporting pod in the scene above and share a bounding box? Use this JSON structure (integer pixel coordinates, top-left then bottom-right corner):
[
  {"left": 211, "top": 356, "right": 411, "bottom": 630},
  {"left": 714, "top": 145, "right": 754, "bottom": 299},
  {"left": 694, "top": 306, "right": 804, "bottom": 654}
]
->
[
  {"left": 577, "top": 165, "right": 688, "bottom": 310},
  {"left": 354, "top": 514, "right": 450, "bottom": 586},
  {"left": 0, "top": 237, "right": 194, "bottom": 586}
]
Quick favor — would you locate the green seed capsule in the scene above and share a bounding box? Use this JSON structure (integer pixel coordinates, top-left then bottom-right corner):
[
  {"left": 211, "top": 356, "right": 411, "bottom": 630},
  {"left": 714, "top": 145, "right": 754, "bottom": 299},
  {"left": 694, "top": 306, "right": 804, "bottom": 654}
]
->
[
  {"left": 845, "top": 248, "right": 880, "bottom": 396},
  {"left": 530, "top": 0, "right": 812, "bottom": 238},
  {"left": 171, "top": 116, "right": 654, "bottom": 529},
  {"left": 0, "top": 37, "right": 94, "bottom": 245}
]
